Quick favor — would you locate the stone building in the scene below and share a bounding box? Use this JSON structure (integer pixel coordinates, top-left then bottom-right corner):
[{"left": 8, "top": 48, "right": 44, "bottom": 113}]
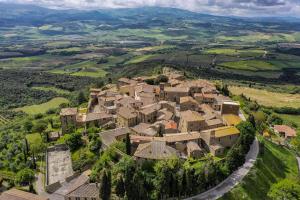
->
[
  {"left": 163, "top": 87, "right": 189, "bottom": 103},
  {"left": 117, "top": 107, "right": 138, "bottom": 127},
  {"left": 60, "top": 108, "right": 78, "bottom": 134},
  {"left": 178, "top": 110, "right": 206, "bottom": 132},
  {"left": 201, "top": 126, "right": 240, "bottom": 156}
]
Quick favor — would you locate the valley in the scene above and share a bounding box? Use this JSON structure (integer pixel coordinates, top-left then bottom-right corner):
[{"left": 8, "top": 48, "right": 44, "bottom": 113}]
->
[{"left": 0, "top": 3, "right": 300, "bottom": 200}]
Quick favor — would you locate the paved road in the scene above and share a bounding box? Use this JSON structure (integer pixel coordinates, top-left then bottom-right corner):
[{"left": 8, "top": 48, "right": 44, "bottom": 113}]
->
[
  {"left": 185, "top": 138, "right": 259, "bottom": 200},
  {"left": 297, "top": 157, "right": 300, "bottom": 172}
]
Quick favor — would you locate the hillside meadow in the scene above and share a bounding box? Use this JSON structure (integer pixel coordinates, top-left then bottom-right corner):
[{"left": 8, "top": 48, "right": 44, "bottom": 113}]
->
[
  {"left": 15, "top": 97, "right": 69, "bottom": 115},
  {"left": 221, "top": 138, "right": 298, "bottom": 200},
  {"left": 229, "top": 86, "right": 300, "bottom": 108}
]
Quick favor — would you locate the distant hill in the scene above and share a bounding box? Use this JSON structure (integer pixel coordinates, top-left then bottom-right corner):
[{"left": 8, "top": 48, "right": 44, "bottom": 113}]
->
[{"left": 1, "top": 3, "right": 300, "bottom": 31}]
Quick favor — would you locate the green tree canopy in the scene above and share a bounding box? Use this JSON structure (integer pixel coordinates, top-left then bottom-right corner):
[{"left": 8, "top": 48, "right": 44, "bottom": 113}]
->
[
  {"left": 268, "top": 179, "right": 300, "bottom": 200},
  {"left": 77, "top": 91, "right": 87, "bottom": 105},
  {"left": 15, "top": 168, "right": 35, "bottom": 186},
  {"left": 99, "top": 169, "right": 111, "bottom": 200},
  {"left": 65, "top": 132, "right": 83, "bottom": 151},
  {"left": 33, "top": 120, "right": 48, "bottom": 134}
]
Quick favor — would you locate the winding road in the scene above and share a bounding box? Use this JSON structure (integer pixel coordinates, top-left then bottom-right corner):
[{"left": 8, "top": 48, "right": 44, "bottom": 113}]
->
[{"left": 185, "top": 138, "right": 259, "bottom": 200}]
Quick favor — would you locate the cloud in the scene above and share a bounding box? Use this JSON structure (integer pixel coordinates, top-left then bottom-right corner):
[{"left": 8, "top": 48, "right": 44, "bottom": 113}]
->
[{"left": 0, "top": 0, "right": 299, "bottom": 16}]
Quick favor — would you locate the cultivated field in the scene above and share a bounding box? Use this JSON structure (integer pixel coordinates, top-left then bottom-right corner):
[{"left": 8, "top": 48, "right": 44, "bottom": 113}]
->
[
  {"left": 229, "top": 86, "right": 300, "bottom": 108},
  {"left": 0, "top": 115, "right": 9, "bottom": 125},
  {"left": 15, "top": 97, "right": 69, "bottom": 115}
]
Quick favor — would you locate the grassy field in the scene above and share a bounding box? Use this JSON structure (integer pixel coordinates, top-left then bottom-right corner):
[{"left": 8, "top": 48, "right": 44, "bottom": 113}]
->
[
  {"left": 221, "top": 139, "right": 298, "bottom": 200},
  {"left": 135, "top": 45, "right": 175, "bottom": 52},
  {"left": 217, "top": 32, "right": 297, "bottom": 43},
  {"left": 15, "top": 97, "right": 69, "bottom": 115},
  {"left": 125, "top": 54, "right": 157, "bottom": 64},
  {"left": 50, "top": 61, "right": 107, "bottom": 77},
  {"left": 229, "top": 86, "right": 300, "bottom": 108},
  {"left": 278, "top": 114, "right": 300, "bottom": 131},
  {"left": 26, "top": 133, "right": 43, "bottom": 145},
  {"left": 205, "top": 48, "right": 265, "bottom": 57},
  {"left": 220, "top": 60, "right": 276, "bottom": 71}
]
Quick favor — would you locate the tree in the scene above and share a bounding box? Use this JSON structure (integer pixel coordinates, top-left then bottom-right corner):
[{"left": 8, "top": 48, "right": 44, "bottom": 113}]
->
[
  {"left": 237, "top": 121, "right": 256, "bottom": 154},
  {"left": 23, "top": 120, "right": 33, "bottom": 133},
  {"left": 48, "top": 118, "right": 54, "bottom": 129},
  {"left": 96, "top": 80, "right": 104, "bottom": 88},
  {"left": 99, "top": 169, "right": 111, "bottom": 200},
  {"left": 115, "top": 175, "right": 125, "bottom": 199},
  {"left": 268, "top": 113, "right": 283, "bottom": 125},
  {"left": 89, "top": 137, "right": 102, "bottom": 154},
  {"left": 222, "top": 84, "right": 230, "bottom": 96},
  {"left": 15, "top": 168, "right": 35, "bottom": 186},
  {"left": 77, "top": 91, "right": 86, "bottom": 105},
  {"left": 33, "top": 120, "right": 48, "bottom": 135},
  {"left": 268, "top": 179, "right": 300, "bottom": 200},
  {"left": 65, "top": 132, "right": 83, "bottom": 151},
  {"left": 125, "top": 133, "right": 131, "bottom": 155},
  {"left": 253, "top": 111, "right": 266, "bottom": 127},
  {"left": 225, "top": 146, "right": 245, "bottom": 173},
  {"left": 248, "top": 114, "right": 256, "bottom": 128}
]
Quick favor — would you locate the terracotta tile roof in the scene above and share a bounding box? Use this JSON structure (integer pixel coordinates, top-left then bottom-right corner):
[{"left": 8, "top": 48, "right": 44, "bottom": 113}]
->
[
  {"left": 180, "top": 110, "right": 204, "bottom": 121},
  {"left": 0, "top": 189, "right": 49, "bottom": 200},
  {"left": 85, "top": 112, "right": 112, "bottom": 122},
  {"left": 117, "top": 106, "right": 137, "bottom": 119},
  {"left": 65, "top": 171, "right": 90, "bottom": 195},
  {"left": 200, "top": 104, "right": 215, "bottom": 114},
  {"left": 164, "top": 120, "right": 177, "bottom": 130},
  {"left": 100, "top": 127, "right": 130, "bottom": 147},
  {"left": 140, "top": 103, "right": 161, "bottom": 115},
  {"left": 186, "top": 141, "right": 201, "bottom": 151},
  {"left": 134, "top": 141, "right": 178, "bottom": 160},
  {"left": 164, "top": 87, "right": 189, "bottom": 93},
  {"left": 164, "top": 132, "right": 201, "bottom": 143},
  {"left": 157, "top": 109, "right": 173, "bottom": 121},
  {"left": 131, "top": 123, "right": 152, "bottom": 134},
  {"left": 180, "top": 96, "right": 198, "bottom": 104},
  {"left": 202, "top": 93, "right": 216, "bottom": 99},
  {"left": 66, "top": 183, "right": 99, "bottom": 199},
  {"left": 274, "top": 125, "right": 297, "bottom": 137},
  {"left": 130, "top": 132, "right": 201, "bottom": 143}
]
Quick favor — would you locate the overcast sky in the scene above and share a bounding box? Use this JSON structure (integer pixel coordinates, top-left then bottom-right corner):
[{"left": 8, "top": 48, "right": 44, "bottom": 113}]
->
[{"left": 1, "top": 0, "right": 300, "bottom": 17}]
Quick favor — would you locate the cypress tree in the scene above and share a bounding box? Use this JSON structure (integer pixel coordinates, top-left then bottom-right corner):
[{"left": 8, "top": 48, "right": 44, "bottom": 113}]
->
[
  {"left": 77, "top": 91, "right": 86, "bottom": 105},
  {"left": 248, "top": 114, "right": 256, "bottom": 128},
  {"left": 125, "top": 133, "right": 131, "bottom": 155},
  {"left": 115, "top": 175, "right": 125, "bottom": 199},
  {"left": 99, "top": 169, "right": 111, "bottom": 200}
]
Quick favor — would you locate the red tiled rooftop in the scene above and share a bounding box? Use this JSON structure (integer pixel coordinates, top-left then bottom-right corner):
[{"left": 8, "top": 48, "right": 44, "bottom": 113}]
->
[{"left": 274, "top": 125, "right": 297, "bottom": 137}]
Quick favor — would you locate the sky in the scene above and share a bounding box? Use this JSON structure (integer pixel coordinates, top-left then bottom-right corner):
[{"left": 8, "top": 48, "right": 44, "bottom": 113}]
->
[{"left": 1, "top": 0, "right": 300, "bottom": 17}]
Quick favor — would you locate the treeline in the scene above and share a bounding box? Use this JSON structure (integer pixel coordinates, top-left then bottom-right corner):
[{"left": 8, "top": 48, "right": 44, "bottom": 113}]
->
[
  {"left": 91, "top": 121, "right": 256, "bottom": 200},
  {"left": 0, "top": 69, "right": 97, "bottom": 109},
  {"left": 273, "top": 107, "right": 300, "bottom": 115}
]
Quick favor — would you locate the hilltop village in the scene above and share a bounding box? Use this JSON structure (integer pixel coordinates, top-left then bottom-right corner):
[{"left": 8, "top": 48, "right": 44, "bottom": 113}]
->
[{"left": 61, "top": 71, "right": 243, "bottom": 160}]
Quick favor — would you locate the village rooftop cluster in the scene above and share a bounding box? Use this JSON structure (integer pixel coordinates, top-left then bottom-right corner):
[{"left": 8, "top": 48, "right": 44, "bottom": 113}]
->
[{"left": 60, "top": 71, "right": 243, "bottom": 160}]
